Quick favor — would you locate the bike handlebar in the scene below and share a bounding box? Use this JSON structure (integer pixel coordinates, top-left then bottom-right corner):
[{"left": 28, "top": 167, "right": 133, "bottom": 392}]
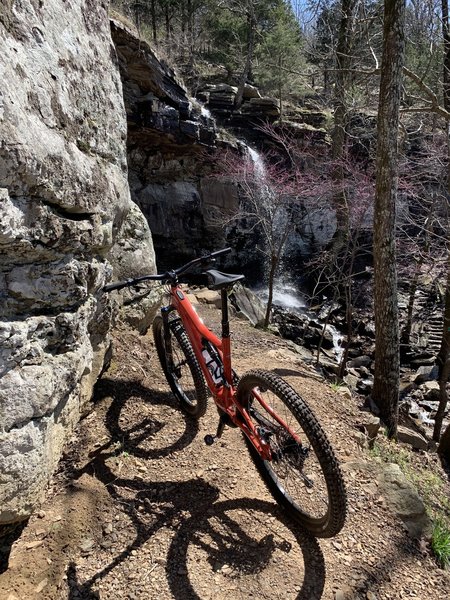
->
[{"left": 102, "top": 247, "right": 232, "bottom": 293}]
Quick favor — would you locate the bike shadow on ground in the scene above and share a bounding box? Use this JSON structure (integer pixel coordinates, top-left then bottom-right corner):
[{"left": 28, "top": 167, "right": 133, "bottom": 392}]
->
[
  {"left": 93, "top": 377, "right": 200, "bottom": 459},
  {"left": 64, "top": 377, "right": 324, "bottom": 599},
  {"left": 272, "top": 367, "right": 320, "bottom": 380},
  {"left": 64, "top": 377, "right": 215, "bottom": 598},
  {"left": 164, "top": 496, "right": 325, "bottom": 600}
]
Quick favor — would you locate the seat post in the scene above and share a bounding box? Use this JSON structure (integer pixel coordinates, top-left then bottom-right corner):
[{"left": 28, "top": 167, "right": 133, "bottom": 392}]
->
[{"left": 221, "top": 289, "right": 230, "bottom": 338}]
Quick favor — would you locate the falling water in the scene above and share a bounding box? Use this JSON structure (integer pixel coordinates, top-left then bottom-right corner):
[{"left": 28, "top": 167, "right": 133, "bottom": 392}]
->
[
  {"left": 241, "top": 140, "right": 345, "bottom": 364},
  {"left": 246, "top": 146, "right": 267, "bottom": 180},
  {"left": 258, "top": 280, "right": 307, "bottom": 312},
  {"left": 200, "top": 105, "right": 212, "bottom": 119}
]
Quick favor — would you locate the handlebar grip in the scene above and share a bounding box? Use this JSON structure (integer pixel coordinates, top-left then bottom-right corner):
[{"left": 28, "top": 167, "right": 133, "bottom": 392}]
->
[{"left": 103, "top": 279, "right": 133, "bottom": 292}]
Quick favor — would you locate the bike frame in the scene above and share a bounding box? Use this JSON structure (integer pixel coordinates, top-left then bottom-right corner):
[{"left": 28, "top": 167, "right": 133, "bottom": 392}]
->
[{"left": 162, "top": 282, "right": 302, "bottom": 460}]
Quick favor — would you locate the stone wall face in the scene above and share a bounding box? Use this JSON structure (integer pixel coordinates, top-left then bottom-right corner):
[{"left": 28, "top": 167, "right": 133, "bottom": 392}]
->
[{"left": 0, "top": 1, "right": 156, "bottom": 523}]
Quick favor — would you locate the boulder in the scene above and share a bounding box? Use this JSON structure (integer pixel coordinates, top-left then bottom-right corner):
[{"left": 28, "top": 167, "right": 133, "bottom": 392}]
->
[
  {"left": 357, "top": 377, "right": 374, "bottom": 394},
  {"left": 0, "top": 0, "right": 157, "bottom": 523},
  {"left": 357, "top": 413, "right": 381, "bottom": 446},
  {"left": 243, "top": 84, "right": 261, "bottom": 99},
  {"left": 379, "top": 463, "right": 431, "bottom": 538},
  {"left": 240, "top": 96, "right": 280, "bottom": 117},
  {"left": 205, "top": 83, "right": 238, "bottom": 94},
  {"left": 230, "top": 284, "right": 266, "bottom": 327},
  {"left": 397, "top": 426, "right": 428, "bottom": 451},
  {"left": 348, "top": 355, "right": 372, "bottom": 369},
  {"left": 195, "top": 289, "right": 221, "bottom": 307},
  {"left": 413, "top": 365, "right": 438, "bottom": 384},
  {"left": 422, "top": 380, "right": 440, "bottom": 401},
  {"left": 111, "top": 19, "right": 216, "bottom": 148},
  {"left": 343, "top": 460, "right": 431, "bottom": 538},
  {"left": 344, "top": 373, "right": 359, "bottom": 391}
]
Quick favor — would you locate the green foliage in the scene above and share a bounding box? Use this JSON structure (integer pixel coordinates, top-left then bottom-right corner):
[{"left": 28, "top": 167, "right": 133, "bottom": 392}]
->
[
  {"left": 431, "top": 519, "right": 450, "bottom": 569},
  {"left": 330, "top": 381, "right": 343, "bottom": 392},
  {"left": 112, "top": 0, "right": 310, "bottom": 99},
  {"left": 203, "top": 8, "right": 248, "bottom": 73},
  {"left": 255, "top": 1, "right": 308, "bottom": 100},
  {"left": 369, "top": 438, "right": 411, "bottom": 472}
]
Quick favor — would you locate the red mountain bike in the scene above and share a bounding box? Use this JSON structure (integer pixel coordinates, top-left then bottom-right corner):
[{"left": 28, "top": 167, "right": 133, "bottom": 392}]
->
[{"left": 104, "top": 248, "right": 347, "bottom": 538}]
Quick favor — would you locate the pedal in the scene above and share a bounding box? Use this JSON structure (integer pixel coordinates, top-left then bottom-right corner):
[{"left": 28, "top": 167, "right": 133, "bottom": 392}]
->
[{"left": 204, "top": 414, "right": 228, "bottom": 446}]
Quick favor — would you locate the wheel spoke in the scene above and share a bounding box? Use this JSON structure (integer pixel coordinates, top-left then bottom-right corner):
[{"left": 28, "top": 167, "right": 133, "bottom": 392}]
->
[
  {"left": 152, "top": 316, "right": 208, "bottom": 418},
  {"left": 237, "top": 370, "right": 347, "bottom": 538}
]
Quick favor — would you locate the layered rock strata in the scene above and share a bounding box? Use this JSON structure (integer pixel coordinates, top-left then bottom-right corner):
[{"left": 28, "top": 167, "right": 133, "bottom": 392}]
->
[{"left": 110, "top": 19, "right": 240, "bottom": 267}]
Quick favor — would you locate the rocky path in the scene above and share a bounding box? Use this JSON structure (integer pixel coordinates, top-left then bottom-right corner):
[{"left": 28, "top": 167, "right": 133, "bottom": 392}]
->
[{"left": 1, "top": 306, "right": 449, "bottom": 600}]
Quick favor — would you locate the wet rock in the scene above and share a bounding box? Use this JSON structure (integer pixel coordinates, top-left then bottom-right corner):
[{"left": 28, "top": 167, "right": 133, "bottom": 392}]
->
[
  {"left": 357, "top": 377, "right": 374, "bottom": 394},
  {"left": 179, "top": 120, "right": 200, "bottom": 138},
  {"left": 419, "top": 400, "right": 440, "bottom": 413},
  {"left": 348, "top": 355, "right": 372, "bottom": 369}
]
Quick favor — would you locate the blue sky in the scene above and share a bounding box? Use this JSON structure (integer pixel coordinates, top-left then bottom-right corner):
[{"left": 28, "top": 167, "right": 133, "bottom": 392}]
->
[{"left": 289, "top": 0, "right": 316, "bottom": 28}]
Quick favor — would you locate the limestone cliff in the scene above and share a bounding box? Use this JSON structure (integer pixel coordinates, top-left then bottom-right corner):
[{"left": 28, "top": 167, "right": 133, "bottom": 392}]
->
[
  {"left": 0, "top": 1, "right": 156, "bottom": 523},
  {"left": 110, "top": 19, "right": 240, "bottom": 267}
]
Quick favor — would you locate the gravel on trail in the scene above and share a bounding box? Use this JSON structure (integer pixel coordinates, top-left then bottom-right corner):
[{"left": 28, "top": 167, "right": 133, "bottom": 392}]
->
[{"left": 1, "top": 305, "right": 449, "bottom": 600}]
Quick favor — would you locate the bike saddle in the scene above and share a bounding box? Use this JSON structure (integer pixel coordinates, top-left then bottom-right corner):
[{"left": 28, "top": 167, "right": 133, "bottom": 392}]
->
[{"left": 204, "top": 269, "right": 245, "bottom": 290}]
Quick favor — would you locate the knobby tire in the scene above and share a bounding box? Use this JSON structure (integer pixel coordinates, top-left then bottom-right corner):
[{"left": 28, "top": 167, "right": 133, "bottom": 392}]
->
[
  {"left": 153, "top": 315, "right": 208, "bottom": 417},
  {"left": 237, "top": 370, "right": 347, "bottom": 538}
]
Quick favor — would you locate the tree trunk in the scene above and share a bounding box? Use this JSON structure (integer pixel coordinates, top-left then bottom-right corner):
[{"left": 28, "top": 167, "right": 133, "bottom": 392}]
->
[
  {"left": 330, "top": 0, "right": 356, "bottom": 258},
  {"left": 278, "top": 54, "right": 283, "bottom": 121},
  {"left": 438, "top": 420, "right": 450, "bottom": 458},
  {"left": 264, "top": 254, "right": 277, "bottom": 328},
  {"left": 235, "top": 2, "right": 256, "bottom": 110},
  {"left": 434, "top": 0, "right": 450, "bottom": 442},
  {"left": 165, "top": 6, "right": 171, "bottom": 41},
  {"left": 151, "top": 0, "right": 157, "bottom": 42},
  {"left": 372, "top": 0, "right": 406, "bottom": 439}
]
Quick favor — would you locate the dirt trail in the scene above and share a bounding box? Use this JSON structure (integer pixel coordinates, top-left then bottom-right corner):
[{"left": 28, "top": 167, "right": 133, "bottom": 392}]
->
[{"left": 1, "top": 305, "right": 449, "bottom": 600}]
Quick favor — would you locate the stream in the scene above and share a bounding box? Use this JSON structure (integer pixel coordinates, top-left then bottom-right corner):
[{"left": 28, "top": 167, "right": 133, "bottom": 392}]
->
[{"left": 256, "top": 279, "right": 345, "bottom": 363}]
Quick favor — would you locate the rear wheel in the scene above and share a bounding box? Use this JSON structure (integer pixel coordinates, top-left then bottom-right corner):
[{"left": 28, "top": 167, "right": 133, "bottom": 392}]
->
[
  {"left": 153, "top": 315, "right": 208, "bottom": 417},
  {"left": 237, "top": 370, "right": 347, "bottom": 537}
]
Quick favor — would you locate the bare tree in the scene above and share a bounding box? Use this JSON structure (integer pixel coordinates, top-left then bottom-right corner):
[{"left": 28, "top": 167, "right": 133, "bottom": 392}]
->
[
  {"left": 213, "top": 145, "right": 300, "bottom": 328},
  {"left": 330, "top": 0, "right": 357, "bottom": 258},
  {"left": 372, "top": 0, "right": 406, "bottom": 438},
  {"left": 436, "top": 0, "right": 450, "bottom": 448}
]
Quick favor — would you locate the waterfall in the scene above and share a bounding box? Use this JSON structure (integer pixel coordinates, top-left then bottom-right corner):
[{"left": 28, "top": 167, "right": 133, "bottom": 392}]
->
[
  {"left": 258, "top": 280, "right": 307, "bottom": 312},
  {"left": 246, "top": 145, "right": 267, "bottom": 180},
  {"left": 239, "top": 141, "right": 346, "bottom": 365},
  {"left": 200, "top": 105, "right": 212, "bottom": 119}
]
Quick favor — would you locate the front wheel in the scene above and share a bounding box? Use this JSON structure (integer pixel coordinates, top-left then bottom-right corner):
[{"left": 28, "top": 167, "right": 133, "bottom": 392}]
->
[
  {"left": 237, "top": 370, "right": 347, "bottom": 538},
  {"left": 153, "top": 315, "right": 208, "bottom": 417}
]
